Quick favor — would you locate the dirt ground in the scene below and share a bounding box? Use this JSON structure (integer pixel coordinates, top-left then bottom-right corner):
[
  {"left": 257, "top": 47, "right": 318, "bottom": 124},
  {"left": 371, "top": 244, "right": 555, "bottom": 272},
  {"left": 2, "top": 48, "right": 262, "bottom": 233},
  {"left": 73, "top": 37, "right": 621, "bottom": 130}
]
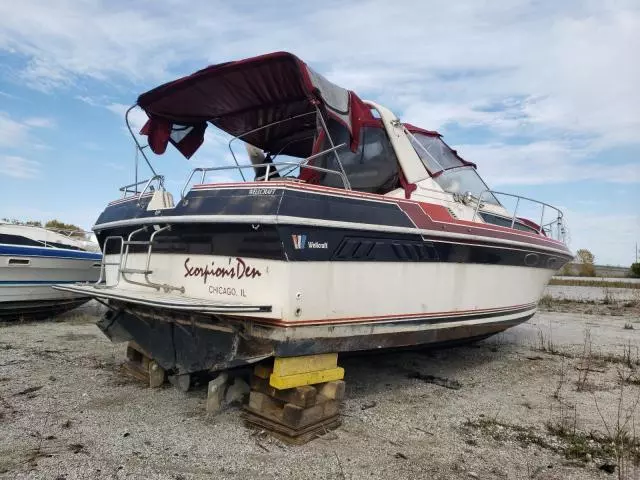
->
[{"left": 1, "top": 294, "right": 639, "bottom": 480}]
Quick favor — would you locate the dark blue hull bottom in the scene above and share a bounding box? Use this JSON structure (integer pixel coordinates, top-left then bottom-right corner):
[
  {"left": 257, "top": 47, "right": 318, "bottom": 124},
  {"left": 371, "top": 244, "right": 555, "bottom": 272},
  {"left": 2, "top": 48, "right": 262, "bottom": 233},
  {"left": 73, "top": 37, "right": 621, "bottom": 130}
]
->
[{"left": 0, "top": 298, "right": 90, "bottom": 322}]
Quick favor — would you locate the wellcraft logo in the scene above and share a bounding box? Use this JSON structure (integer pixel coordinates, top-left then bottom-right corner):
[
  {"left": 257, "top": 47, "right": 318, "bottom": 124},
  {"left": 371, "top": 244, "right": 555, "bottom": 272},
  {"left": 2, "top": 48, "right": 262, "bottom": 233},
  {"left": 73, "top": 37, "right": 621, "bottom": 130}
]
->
[
  {"left": 291, "top": 234, "right": 328, "bottom": 250},
  {"left": 292, "top": 234, "right": 306, "bottom": 249}
]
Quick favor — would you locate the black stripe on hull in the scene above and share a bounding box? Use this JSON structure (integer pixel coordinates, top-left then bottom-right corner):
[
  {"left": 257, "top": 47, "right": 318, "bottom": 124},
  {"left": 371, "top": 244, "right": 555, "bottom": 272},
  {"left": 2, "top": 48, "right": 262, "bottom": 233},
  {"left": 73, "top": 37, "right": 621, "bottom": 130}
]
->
[
  {"left": 98, "top": 223, "right": 571, "bottom": 269},
  {"left": 98, "top": 304, "right": 535, "bottom": 374},
  {"left": 96, "top": 187, "right": 415, "bottom": 229},
  {"left": 244, "top": 304, "right": 536, "bottom": 328}
]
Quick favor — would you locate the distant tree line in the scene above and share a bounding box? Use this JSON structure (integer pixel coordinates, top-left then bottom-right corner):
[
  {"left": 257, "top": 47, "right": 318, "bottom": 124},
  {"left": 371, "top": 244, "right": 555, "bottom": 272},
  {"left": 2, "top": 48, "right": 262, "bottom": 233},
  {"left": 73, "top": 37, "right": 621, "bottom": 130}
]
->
[{"left": 559, "top": 248, "right": 640, "bottom": 278}]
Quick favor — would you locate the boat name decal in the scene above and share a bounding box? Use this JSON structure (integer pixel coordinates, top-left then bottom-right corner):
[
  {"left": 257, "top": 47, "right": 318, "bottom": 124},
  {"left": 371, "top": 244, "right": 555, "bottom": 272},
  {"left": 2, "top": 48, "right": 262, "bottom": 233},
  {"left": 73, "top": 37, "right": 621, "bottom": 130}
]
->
[
  {"left": 184, "top": 257, "right": 262, "bottom": 283},
  {"left": 249, "top": 188, "right": 276, "bottom": 195}
]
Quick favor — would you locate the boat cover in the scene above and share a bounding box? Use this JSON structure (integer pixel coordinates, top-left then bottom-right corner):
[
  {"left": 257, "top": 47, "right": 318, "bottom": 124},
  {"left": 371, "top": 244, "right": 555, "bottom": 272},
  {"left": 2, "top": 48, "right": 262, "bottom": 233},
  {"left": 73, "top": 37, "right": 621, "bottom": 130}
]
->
[{"left": 137, "top": 51, "right": 371, "bottom": 159}]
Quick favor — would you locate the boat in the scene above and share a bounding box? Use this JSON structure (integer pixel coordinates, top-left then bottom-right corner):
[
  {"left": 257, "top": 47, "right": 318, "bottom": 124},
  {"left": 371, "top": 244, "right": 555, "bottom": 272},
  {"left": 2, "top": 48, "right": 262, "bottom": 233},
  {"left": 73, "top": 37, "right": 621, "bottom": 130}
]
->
[
  {"left": 0, "top": 222, "right": 102, "bottom": 319},
  {"left": 55, "top": 52, "right": 573, "bottom": 377}
]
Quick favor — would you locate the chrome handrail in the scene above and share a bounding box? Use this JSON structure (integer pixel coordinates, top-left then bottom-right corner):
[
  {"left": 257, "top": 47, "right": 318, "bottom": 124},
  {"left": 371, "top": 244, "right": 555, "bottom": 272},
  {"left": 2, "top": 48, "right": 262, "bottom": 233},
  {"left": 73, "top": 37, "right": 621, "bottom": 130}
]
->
[
  {"left": 119, "top": 175, "right": 165, "bottom": 200},
  {"left": 125, "top": 105, "right": 157, "bottom": 180},
  {"left": 180, "top": 143, "right": 348, "bottom": 198},
  {"left": 473, "top": 189, "right": 566, "bottom": 243},
  {"left": 119, "top": 178, "right": 151, "bottom": 196},
  {"left": 137, "top": 175, "right": 165, "bottom": 200}
]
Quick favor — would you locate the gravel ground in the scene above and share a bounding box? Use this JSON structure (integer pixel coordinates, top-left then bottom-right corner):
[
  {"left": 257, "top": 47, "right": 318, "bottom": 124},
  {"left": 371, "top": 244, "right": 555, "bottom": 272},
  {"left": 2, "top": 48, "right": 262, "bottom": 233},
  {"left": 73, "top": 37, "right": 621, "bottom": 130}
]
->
[
  {"left": 1, "top": 296, "right": 639, "bottom": 480},
  {"left": 544, "top": 285, "right": 639, "bottom": 302},
  {"left": 553, "top": 277, "right": 640, "bottom": 285}
]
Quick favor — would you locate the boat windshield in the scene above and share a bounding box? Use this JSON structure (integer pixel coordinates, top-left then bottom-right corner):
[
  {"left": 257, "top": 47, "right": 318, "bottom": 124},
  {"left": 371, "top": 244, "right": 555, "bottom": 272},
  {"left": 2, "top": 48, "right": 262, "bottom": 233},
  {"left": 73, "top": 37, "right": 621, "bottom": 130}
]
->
[{"left": 409, "top": 133, "right": 500, "bottom": 205}]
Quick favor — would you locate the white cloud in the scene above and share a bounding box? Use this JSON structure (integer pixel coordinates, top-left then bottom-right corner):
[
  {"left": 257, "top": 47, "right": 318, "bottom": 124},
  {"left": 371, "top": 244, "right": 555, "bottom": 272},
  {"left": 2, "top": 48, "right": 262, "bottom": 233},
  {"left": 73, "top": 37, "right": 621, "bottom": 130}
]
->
[
  {"left": 105, "top": 103, "right": 147, "bottom": 134},
  {"left": 0, "top": 155, "right": 41, "bottom": 178},
  {"left": 0, "top": 112, "right": 30, "bottom": 147},
  {"left": 454, "top": 141, "right": 640, "bottom": 186},
  {"left": 104, "top": 161, "right": 125, "bottom": 171},
  {"left": 0, "top": 90, "right": 18, "bottom": 99},
  {"left": 0, "top": 111, "right": 54, "bottom": 148},
  {"left": 23, "top": 117, "right": 55, "bottom": 128}
]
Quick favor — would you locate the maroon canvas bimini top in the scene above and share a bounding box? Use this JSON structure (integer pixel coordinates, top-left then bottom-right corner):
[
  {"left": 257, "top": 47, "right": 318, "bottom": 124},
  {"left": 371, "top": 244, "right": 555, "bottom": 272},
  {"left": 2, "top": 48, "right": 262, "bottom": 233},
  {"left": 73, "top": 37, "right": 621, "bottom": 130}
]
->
[{"left": 137, "top": 51, "right": 374, "bottom": 158}]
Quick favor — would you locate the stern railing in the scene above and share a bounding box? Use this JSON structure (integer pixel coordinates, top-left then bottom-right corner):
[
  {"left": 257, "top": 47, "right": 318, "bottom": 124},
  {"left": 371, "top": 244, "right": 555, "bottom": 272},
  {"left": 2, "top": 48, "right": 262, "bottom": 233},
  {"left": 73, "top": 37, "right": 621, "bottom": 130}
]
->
[
  {"left": 119, "top": 175, "right": 165, "bottom": 199},
  {"left": 180, "top": 143, "right": 348, "bottom": 199}
]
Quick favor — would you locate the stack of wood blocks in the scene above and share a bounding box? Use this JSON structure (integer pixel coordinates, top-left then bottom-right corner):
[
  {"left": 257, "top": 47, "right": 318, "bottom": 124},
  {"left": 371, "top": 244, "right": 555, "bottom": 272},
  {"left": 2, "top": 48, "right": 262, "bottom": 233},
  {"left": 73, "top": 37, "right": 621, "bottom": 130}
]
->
[
  {"left": 243, "top": 353, "right": 345, "bottom": 444},
  {"left": 123, "top": 341, "right": 165, "bottom": 388}
]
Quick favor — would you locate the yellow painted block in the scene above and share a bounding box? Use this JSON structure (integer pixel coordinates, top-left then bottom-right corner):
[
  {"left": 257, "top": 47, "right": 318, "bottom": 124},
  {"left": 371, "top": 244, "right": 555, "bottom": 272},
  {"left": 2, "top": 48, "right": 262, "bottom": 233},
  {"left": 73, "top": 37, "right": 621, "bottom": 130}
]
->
[
  {"left": 269, "top": 367, "right": 344, "bottom": 390},
  {"left": 254, "top": 363, "right": 272, "bottom": 379},
  {"left": 272, "top": 353, "right": 338, "bottom": 377}
]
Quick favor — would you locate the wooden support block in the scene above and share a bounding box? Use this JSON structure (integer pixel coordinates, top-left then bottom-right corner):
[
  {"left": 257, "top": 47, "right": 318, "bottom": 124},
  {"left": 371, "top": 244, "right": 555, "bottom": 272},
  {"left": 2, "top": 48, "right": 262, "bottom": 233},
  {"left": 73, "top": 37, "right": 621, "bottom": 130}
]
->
[
  {"left": 271, "top": 385, "right": 317, "bottom": 408},
  {"left": 317, "top": 380, "right": 346, "bottom": 400},
  {"left": 127, "top": 341, "right": 151, "bottom": 359},
  {"left": 269, "top": 367, "right": 344, "bottom": 390},
  {"left": 243, "top": 410, "right": 341, "bottom": 445},
  {"left": 247, "top": 393, "right": 339, "bottom": 429},
  {"left": 125, "top": 345, "right": 142, "bottom": 362},
  {"left": 248, "top": 390, "right": 268, "bottom": 411},
  {"left": 273, "top": 353, "right": 338, "bottom": 377},
  {"left": 148, "top": 360, "right": 165, "bottom": 388},
  {"left": 282, "top": 399, "right": 339, "bottom": 429},
  {"left": 248, "top": 391, "right": 282, "bottom": 413},
  {"left": 121, "top": 361, "right": 148, "bottom": 383},
  {"left": 250, "top": 376, "right": 317, "bottom": 408},
  {"left": 250, "top": 374, "right": 269, "bottom": 391},
  {"left": 247, "top": 391, "right": 289, "bottom": 424},
  {"left": 254, "top": 363, "right": 272, "bottom": 379},
  {"left": 206, "top": 372, "right": 229, "bottom": 415}
]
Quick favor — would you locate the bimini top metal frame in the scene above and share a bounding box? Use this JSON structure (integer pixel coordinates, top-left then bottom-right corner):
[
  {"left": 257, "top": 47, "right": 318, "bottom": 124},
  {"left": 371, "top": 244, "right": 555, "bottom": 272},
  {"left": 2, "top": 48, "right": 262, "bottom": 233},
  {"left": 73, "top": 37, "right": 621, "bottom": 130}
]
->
[{"left": 124, "top": 103, "right": 352, "bottom": 199}]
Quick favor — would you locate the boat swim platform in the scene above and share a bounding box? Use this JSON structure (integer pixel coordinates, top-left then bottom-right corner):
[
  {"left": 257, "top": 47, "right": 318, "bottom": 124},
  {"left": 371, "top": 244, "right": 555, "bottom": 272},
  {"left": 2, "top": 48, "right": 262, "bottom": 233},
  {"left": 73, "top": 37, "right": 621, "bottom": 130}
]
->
[{"left": 52, "top": 283, "right": 271, "bottom": 314}]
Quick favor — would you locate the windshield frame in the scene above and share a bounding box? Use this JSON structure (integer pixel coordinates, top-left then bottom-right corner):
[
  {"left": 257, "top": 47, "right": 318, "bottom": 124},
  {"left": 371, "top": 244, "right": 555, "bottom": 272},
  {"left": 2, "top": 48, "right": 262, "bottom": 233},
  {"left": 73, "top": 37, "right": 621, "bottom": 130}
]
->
[{"left": 407, "top": 129, "right": 500, "bottom": 205}]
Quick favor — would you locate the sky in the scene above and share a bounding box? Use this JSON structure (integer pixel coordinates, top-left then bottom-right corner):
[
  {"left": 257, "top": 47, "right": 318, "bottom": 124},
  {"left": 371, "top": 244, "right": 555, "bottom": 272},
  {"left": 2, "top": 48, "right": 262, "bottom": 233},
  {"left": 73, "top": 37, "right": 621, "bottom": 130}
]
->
[{"left": 0, "top": 0, "right": 638, "bottom": 266}]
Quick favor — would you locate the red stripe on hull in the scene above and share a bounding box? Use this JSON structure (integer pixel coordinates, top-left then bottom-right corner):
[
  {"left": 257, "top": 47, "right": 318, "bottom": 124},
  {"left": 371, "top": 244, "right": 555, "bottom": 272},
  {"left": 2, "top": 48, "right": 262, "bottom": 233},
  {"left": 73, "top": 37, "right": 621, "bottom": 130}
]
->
[
  {"left": 190, "top": 182, "right": 570, "bottom": 253},
  {"left": 238, "top": 302, "right": 537, "bottom": 328}
]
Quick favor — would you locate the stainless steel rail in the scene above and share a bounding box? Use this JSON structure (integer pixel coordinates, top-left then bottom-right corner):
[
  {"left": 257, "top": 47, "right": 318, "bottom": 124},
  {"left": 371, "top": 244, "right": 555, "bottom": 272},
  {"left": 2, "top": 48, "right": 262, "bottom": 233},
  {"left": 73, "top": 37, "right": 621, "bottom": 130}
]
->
[
  {"left": 119, "top": 175, "right": 165, "bottom": 201},
  {"left": 226, "top": 107, "right": 352, "bottom": 190},
  {"left": 180, "top": 143, "right": 348, "bottom": 198},
  {"left": 119, "top": 102, "right": 351, "bottom": 199},
  {"left": 125, "top": 105, "right": 157, "bottom": 185},
  {"left": 473, "top": 190, "right": 566, "bottom": 243},
  {"left": 119, "top": 225, "right": 184, "bottom": 293}
]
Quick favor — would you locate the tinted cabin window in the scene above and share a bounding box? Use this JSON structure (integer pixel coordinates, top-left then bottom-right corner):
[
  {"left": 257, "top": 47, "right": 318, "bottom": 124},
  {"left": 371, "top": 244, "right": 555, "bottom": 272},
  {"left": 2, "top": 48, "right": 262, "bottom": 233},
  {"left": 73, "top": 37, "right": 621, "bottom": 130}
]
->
[
  {"left": 480, "top": 212, "right": 539, "bottom": 234},
  {"left": 0, "top": 233, "right": 83, "bottom": 250},
  {"left": 0, "top": 234, "right": 42, "bottom": 246},
  {"left": 315, "top": 121, "right": 399, "bottom": 194}
]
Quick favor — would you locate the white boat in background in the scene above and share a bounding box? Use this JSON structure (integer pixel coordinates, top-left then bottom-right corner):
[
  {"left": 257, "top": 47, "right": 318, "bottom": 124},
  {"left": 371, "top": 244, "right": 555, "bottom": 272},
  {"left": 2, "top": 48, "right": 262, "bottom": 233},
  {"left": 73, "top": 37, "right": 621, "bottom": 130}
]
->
[{"left": 0, "top": 223, "right": 102, "bottom": 319}]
